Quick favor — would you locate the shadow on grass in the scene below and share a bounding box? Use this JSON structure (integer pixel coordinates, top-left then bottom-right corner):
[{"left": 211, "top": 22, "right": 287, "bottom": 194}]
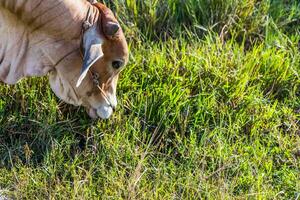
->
[{"left": 0, "top": 103, "right": 95, "bottom": 169}]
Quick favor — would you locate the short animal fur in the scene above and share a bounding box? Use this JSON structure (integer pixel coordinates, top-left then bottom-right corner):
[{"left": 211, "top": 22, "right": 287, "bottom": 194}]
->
[{"left": 0, "top": 0, "right": 129, "bottom": 119}]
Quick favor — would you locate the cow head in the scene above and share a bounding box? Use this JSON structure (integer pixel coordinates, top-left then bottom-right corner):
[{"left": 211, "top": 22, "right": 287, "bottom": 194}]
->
[{"left": 49, "top": 2, "right": 128, "bottom": 119}]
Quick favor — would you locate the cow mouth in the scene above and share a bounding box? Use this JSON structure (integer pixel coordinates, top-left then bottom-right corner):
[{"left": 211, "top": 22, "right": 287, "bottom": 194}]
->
[{"left": 87, "top": 106, "right": 113, "bottom": 119}]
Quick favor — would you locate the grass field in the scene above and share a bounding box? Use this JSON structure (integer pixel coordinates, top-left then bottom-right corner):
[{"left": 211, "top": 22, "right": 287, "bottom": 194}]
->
[{"left": 0, "top": 0, "right": 300, "bottom": 199}]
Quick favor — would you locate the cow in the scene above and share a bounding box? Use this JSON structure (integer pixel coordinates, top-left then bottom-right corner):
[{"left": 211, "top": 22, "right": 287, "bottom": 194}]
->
[{"left": 0, "top": 0, "right": 129, "bottom": 119}]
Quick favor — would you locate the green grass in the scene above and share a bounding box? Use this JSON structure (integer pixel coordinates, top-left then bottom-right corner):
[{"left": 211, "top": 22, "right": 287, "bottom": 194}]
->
[
  {"left": 108, "top": 0, "right": 300, "bottom": 41},
  {"left": 0, "top": 0, "right": 300, "bottom": 199}
]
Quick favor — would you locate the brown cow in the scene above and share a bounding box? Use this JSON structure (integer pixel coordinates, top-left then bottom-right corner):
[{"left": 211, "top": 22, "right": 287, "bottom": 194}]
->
[{"left": 0, "top": 0, "right": 129, "bottom": 119}]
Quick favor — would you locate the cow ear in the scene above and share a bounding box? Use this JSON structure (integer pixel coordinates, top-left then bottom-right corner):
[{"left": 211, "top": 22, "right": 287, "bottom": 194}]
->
[
  {"left": 93, "top": 3, "right": 120, "bottom": 37},
  {"left": 76, "top": 25, "right": 104, "bottom": 87}
]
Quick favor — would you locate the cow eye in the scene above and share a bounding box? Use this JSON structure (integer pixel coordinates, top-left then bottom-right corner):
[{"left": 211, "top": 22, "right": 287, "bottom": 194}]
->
[{"left": 112, "top": 60, "right": 124, "bottom": 69}]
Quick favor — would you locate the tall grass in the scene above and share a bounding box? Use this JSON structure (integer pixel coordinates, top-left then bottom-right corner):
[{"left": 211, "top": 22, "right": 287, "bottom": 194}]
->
[
  {"left": 106, "top": 0, "right": 300, "bottom": 41},
  {"left": 1, "top": 36, "right": 299, "bottom": 199}
]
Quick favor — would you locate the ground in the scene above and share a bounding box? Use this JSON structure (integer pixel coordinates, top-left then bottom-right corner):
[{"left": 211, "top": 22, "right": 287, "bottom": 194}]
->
[{"left": 0, "top": 0, "right": 300, "bottom": 199}]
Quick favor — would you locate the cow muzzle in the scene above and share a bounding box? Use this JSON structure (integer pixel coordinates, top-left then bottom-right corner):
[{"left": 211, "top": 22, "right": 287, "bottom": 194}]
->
[
  {"left": 87, "top": 95, "right": 117, "bottom": 119},
  {"left": 88, "top": 105, "right": 113, "bottom": 119}
]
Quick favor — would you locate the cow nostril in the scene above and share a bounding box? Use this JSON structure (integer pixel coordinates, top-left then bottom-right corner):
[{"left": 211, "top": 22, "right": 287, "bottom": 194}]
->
[{"left": 112, "top": 60, "right": 124, "bottom": 69}]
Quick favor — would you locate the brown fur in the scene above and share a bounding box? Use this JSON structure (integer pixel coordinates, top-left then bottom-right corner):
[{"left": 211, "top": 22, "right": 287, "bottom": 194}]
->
[{"left": 0, "top": 0, "right": 129, "bottom": 118}]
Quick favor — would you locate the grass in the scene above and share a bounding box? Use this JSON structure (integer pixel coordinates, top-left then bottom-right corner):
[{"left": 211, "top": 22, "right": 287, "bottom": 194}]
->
[{"left": 0, "top": 0, "right": 300, "bottom": 199}]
